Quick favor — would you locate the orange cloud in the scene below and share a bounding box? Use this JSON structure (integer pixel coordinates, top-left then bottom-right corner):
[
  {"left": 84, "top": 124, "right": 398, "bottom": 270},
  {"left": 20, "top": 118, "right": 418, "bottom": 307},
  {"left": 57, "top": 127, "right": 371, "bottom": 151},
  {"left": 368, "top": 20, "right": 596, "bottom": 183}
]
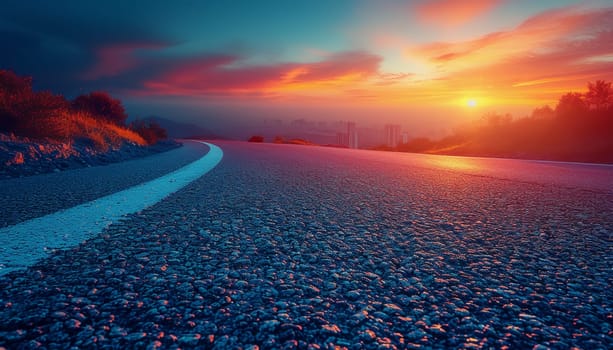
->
[
  {"left": 412, "top": 7, "right": 590, "bottom": 67},
  {"left": 406, "top": 6, "right": 613, "bottom": 107},
  {"left": 130, "top": 5, "right": 613, "bottom": 113},
  {"left": 416, "top": 0, "right": 502, "bottom": 27}
]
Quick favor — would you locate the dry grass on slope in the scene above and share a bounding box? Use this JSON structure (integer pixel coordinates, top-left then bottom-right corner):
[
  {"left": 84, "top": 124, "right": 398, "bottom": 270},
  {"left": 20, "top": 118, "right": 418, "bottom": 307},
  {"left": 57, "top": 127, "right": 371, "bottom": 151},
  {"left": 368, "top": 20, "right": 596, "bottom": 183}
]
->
[{"left": 62, "top": 111, "right": 146, "bottom": 151}]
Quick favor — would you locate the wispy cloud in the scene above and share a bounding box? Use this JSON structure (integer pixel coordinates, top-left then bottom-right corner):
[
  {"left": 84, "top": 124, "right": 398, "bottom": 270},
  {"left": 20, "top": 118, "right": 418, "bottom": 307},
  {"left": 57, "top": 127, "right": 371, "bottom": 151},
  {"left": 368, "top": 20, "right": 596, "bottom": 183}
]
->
[
  {"left": 406, "top": 5, "right": 613, "bottom": 105},
  {"left": 416, "top": 0, "right": 502, "bottom": 27},
  {"left": 511, "top": 74, "right": 599, "bottom": 88},
  {"left": 81, "top": 42, "right": 167, "bottom": 80},
  {"left": 141, "top": 51, "right": 382, "bottom": 97},
  {"left": 71, "top": 4, "right": 613, "bottom": 109}
]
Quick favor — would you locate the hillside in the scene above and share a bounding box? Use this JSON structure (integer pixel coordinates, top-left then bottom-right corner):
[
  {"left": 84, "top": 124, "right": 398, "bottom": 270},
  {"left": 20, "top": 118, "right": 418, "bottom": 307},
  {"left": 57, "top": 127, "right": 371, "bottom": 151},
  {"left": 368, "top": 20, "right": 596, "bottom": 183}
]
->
[{"left": 0, "top": 70, "right": 179, "bottom": 177}]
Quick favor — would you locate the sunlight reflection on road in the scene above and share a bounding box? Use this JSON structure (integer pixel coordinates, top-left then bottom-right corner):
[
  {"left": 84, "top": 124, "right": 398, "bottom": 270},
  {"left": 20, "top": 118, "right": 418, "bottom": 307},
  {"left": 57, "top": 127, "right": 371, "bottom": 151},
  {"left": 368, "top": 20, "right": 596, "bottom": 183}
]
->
[
  {"left": 320, "top": 145, "right": 613, "bottom": 193},
  {"left": 426, "top": 156, "right": 480, "bottom": 172}
]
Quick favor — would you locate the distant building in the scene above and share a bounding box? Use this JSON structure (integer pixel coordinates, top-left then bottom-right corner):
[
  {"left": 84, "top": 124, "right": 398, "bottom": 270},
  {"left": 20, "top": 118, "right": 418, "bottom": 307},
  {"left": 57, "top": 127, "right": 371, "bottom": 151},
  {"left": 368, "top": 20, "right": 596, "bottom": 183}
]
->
[
  {"left": 336, "top": 132, "right": 348, "bottom": 147},
  {"left": 401, "top": 132, "right": 409, "bottom": 145},
  {"left": 335, "top": 121, "right": 358, "bottom": 148},
  {"left": 348, "top": 122, "right": 358, "bottom": 149},
  {"left": 384, "top": 124, "right": 401, "bottom": 147}
]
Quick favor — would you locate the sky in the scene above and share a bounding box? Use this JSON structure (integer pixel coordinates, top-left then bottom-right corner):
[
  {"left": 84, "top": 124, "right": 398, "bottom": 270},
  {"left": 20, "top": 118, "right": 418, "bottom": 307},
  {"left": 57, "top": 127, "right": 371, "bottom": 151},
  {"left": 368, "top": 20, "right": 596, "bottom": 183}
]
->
[{"left": 1, "top": 0, "right": 612, "bottom": 138}]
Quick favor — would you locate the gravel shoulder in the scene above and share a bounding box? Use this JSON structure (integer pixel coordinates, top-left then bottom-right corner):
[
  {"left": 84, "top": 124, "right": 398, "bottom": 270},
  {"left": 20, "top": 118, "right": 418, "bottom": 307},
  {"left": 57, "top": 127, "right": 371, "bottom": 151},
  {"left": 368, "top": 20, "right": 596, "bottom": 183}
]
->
[{"left": 0, "top": 141, "right": 611, "bottom": 349}]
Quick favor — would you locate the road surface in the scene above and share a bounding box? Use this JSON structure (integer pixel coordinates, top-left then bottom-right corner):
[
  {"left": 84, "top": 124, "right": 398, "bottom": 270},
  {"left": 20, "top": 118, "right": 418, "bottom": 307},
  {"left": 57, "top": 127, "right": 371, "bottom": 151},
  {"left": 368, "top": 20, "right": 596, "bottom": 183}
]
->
[
  {"left": 0, "top": 141, "right": 222, "bottom": 275},
  {"left": 1, "top": 141, "right": 611, "bottom": 349}
]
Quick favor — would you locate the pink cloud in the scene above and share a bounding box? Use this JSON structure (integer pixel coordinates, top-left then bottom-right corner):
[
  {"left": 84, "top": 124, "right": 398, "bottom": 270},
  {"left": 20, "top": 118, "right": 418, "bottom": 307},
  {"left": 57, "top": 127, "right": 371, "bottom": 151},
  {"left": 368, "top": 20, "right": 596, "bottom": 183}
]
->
[
  {"left": 288, "top": 51, "right": 381, "bottom": 83},
  {"left": 81, "top": 42, "right": 165, "bottom": 80},
  {"left": 416, "top": 0, "right": 502, "bottom": 27},
  {"left": 143, "top": 51, "right": 382, "bottom": 96}
]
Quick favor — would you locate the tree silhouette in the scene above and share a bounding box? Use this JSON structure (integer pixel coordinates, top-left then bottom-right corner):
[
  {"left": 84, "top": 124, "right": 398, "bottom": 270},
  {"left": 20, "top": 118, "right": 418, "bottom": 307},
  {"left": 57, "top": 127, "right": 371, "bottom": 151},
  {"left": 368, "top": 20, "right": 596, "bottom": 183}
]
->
[
  {"left": 586, "top": 80, "right": 612, "bottom": 112},
  {"left": 531, "top": 105, "right": 555, "bottom": 119},
  {"left": 71, "top": 92, "right": 128, "bottom": 125},
  {"left": 482, "top": 112, "right": 512, "bottom": 127},
  {"left": 129, "top": 119, "right": 167, "bottom": 144},
  {"left": 555, "top": 92, "right": 587, "bottom": 119}
]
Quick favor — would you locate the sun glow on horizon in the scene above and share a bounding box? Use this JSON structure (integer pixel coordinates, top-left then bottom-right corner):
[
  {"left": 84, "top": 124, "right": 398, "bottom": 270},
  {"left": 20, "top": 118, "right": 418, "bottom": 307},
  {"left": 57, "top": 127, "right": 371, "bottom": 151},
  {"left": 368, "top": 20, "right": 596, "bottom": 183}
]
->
[{"left": 467, "top": 99, "right": 478, "bottom": 107}]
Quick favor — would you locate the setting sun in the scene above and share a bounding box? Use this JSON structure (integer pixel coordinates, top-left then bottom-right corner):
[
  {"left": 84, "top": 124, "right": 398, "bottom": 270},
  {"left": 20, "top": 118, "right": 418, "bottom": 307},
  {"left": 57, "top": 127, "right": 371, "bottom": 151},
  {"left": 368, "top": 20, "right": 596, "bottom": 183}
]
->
[{"left": 467, "top": 99, "right": 477, "bottom": 107}]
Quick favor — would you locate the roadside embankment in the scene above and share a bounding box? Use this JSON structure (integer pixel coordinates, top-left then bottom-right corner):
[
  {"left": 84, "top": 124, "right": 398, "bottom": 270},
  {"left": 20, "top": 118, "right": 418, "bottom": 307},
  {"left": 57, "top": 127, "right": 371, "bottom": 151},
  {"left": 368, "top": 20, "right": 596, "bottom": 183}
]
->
[{"left": 0, "top": 133, "right": 181, "bottom": 179}]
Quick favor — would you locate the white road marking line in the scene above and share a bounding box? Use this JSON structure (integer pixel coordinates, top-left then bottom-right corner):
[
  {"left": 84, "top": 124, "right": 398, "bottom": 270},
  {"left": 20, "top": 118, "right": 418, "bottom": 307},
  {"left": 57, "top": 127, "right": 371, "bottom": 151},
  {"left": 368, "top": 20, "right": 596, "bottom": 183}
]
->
[{"left": 0, "top": 141, "right": 223, "bottom": 276}]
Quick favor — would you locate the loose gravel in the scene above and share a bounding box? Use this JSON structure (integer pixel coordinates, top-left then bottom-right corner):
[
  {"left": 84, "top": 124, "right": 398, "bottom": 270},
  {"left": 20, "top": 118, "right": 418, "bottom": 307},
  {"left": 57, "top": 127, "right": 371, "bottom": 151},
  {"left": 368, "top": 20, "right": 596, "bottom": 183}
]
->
[{"left": 0, "top": 141, "right": 611, "bottom": 349}]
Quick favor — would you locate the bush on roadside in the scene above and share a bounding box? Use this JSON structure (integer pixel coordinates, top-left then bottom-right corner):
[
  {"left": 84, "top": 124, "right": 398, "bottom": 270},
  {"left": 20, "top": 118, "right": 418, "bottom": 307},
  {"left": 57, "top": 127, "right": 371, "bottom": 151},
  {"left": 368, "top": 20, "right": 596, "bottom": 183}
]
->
[
  {"left": 273, "top": 136, "right": 284, "bottom": 144},
  {"left": 0, "top": 70, "right": 70, "bottom": 139},
  {"left": 67, "top": 111, "right": 146, "bottom": 150},
  {"left": 71, "top": 91, "right": 128, "bottom": 126},
  {"left": 0, "top": 70, "right": 158, "bottom": 150},
  {"left": 248, "top": 135, "right": 264, "bottom": 143},
  {"left": 129, "top": 119, "right": 167, "bottom": 145}
]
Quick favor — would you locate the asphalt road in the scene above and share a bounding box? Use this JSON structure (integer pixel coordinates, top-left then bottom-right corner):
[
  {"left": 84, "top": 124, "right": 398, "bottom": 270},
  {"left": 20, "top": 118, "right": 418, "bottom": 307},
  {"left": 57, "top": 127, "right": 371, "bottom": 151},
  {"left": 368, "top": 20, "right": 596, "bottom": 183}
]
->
[
  {"left": 1, "top": 141, "right": 612, "bottom": 349},
  {"left": 0, "top": 141, "right": 207, "bottom": 228}
]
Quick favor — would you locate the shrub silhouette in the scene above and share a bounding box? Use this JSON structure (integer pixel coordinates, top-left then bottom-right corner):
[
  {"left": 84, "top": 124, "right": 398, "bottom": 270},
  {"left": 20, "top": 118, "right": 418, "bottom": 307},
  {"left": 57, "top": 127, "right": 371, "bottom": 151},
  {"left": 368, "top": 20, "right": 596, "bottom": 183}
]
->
[
  {"left": 129, "top": 119, "right": 167, "bottom": 144},
  {"left": 248, "top": 135, "right": 264, "bottom": 142},
  {"left": 0, "top": 70, "right": 69, "bottom": 139},
  {"left": 67, "top": 111, "right": 146, "bottom": 150},
  {"left": 273, "top": 136, "right": 284, "bottom": 144},
  {"left": 71, "top": 91, "right": 128, "bottom": 126}
]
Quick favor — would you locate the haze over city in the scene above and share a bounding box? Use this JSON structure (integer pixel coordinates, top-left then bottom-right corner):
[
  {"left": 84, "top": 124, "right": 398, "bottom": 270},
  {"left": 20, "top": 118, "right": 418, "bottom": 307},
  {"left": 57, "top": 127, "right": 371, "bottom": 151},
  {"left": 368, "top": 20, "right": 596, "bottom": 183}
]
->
[{"left": 2, "top": 0, "right": 612, "bottom": 142}]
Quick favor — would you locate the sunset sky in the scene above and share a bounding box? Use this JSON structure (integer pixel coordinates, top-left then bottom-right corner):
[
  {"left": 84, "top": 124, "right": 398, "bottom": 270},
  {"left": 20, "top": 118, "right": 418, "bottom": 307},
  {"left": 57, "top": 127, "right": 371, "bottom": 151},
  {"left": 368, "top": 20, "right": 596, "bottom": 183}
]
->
[{"left": 1, "top": 0, "right": 612, "bottom": 137}]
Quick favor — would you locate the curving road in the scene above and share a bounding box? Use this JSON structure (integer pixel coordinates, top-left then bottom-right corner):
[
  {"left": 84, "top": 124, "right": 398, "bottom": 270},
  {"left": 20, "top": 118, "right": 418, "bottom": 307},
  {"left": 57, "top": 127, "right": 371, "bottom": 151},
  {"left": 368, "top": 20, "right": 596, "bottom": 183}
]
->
[
  {"left": 0, "top": 141, "right": 222, "bottom": 276},
  {"left": 0, "top": 141, "right": 209, "bottom": 228},
  {"left": 0, "top": 141, "right": 612, "bottom": 349}
]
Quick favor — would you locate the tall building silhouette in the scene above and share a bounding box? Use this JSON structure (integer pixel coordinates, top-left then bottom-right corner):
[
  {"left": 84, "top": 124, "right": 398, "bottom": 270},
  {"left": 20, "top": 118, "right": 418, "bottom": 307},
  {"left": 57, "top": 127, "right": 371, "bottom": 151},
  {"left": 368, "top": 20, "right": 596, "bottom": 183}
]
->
[
  {"left": 348, "top": 122, "right": 358, "bottom": 149},
  {"left": 401, "top": 132, "right": 409, "bottom": 145},
  {"left": 336, "top": 132, "right": 348, "bottom": 147},
  {"left": 384, "top": 124, "right": 401, "bottom": 147}
]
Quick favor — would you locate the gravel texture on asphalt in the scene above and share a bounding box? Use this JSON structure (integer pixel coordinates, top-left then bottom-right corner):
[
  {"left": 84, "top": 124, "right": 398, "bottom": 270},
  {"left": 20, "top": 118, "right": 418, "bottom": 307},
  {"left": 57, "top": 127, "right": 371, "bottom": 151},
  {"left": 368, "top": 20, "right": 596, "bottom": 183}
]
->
[
  {"left": 0, "top": 141, "right": 221, "bottom": 276},
  {"left": 0, "top": 141, "right": 611, "bottom": 349},
  {"left": 0, "top": 141, "right": 207, "bottom": 228}
]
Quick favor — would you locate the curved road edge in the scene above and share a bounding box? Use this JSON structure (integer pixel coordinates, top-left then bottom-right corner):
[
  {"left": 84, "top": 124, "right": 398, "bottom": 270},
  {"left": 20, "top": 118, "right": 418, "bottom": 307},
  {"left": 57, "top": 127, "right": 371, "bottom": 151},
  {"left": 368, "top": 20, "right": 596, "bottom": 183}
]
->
[{"left": 0, "top": 141, "right": 223, "bottom": 276}]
